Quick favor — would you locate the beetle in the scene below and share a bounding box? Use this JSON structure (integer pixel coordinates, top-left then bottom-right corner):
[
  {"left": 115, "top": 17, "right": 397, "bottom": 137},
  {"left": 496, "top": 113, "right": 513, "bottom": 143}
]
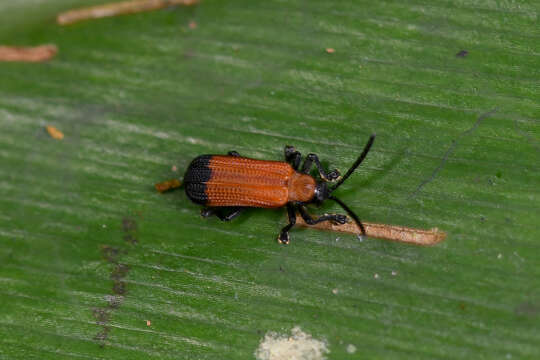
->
[{"left": 183, "top": 134, "right": 376, "bottom": 244}]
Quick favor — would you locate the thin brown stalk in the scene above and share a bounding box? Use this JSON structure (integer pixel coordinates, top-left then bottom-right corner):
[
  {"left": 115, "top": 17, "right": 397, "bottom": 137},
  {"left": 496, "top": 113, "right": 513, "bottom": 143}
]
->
[
  {"left": 155, "top": 179, "right": 182, "bottom": 193},
  {"left": 152, "top": 176, "right": 445, "bottom": 245},
  {"left": 296, "top": 216, "right": 446, "bottom": 246},
  {"left": 57, "top": 0, "right": 199, "bottom": 25},
  {"left": 0, "top": 45, "right": 57, "bottom": 63}
]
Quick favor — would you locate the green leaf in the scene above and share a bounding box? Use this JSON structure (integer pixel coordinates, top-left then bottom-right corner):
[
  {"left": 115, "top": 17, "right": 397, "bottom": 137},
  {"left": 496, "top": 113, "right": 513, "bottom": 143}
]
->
[{"left": 1, "top": 0, "right": 538, "bottom": 358}]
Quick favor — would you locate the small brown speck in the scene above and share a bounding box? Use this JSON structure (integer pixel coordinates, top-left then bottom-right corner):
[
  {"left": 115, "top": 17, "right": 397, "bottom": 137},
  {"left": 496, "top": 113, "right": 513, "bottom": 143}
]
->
[
  {"left": 171, "top": 165, "right": 178, "bottom": 172},
  {"left": 325, "top": 48, "right": 335, "bottom": 54},
  {"left": 46, "top": 125, "right": 64, "bottom": 140},
  {"left": 146, "top": 320, "right": 151, "bottom": 326},
  {"left": 189, "top": 21, "right": 197, "bottom": 29}
]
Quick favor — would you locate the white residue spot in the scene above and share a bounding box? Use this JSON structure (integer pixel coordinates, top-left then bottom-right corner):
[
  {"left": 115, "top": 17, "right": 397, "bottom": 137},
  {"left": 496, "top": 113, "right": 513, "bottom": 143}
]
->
[
  {"left": 254, "top": 326, "right": 329, "bottom": 360},
  {"left": 391, "top": 271, "right": 397, "bottom": 276},
  {"left": 332, "top": 288, "right": 339, "bottom": 295},
  {"left": 497, "top": 253, "right": 502, "bottom": 259},
  {"left": 374, "top": 273, "right": 379, "bottom": 279},
  {"left": 346, "top": 344, "right": 357, "bottom": 354}
]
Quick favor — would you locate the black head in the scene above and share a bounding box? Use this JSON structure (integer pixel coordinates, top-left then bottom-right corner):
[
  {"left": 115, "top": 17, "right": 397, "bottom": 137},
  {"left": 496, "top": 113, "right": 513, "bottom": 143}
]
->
[
  {"left": 313, "top": 134, "right": 376, "bottom": 235},
  {"left": 314, "top": 181, "right": 329, "bottom": 203}
]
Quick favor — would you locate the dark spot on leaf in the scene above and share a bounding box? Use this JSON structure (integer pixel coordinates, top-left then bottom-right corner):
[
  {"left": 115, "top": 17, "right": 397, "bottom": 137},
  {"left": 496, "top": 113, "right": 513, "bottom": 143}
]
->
[
  {"left": 107, "top": 295, "right": 124, "bottom": 309},
  {"left": 92, "top": 216, "right": 139, "bottom": 347},
  {"left": 456, "top": 50, "right": 468, "bottom": 57},
  {"left": 515, "top": 302, "right": 539, "bottom": 317},
  {"left": 111, "top": 264, "right": 130, "bottom": 280},
  {"left": 122, "top": 217, "right": 137, "bottom": 232},
  {"left": 92, "top": 308, "right": 110, "bottom": 325},
  {"left": 94, "top": 327, "right": 110, "bottom": 345},
  {"left": 496, "top": 171, "right": 502, "bottom": 178},
  {"left": 101, "top": 245, "right": 122, "bottom": 263},
  {"left": 113, "top": 281, "right": 127, "bottom": 295},
  {"left": 123, "top": 233, "right": 138, "bottom": 244},
  {"left": 459, "top": 303, "right": 466, "bottom": 311}
]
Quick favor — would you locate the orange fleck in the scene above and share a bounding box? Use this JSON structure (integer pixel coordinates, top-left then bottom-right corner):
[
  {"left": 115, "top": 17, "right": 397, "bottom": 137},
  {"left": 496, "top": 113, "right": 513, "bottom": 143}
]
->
[
  {"left": 325, "top": 48, "right": 335, "bottom": 54},
  {"left": 189, "top": 21, "right": 197, "bottom": 29},
  {"left": 146, "top": 320, "right": 151, "bottom": 326},
  {"left": 46, "top": 125, "right": 64, "bottom": 140}
]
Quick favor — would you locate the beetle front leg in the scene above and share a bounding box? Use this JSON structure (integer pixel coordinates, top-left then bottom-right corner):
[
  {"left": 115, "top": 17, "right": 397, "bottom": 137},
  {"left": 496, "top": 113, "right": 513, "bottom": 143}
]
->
[
  {"left": 298, "top": 205, "right": 347, "bottom": 225},
  {"left": 227, "top": 151, "right": 241, "bottom": 157},
  {"left": 301, "top": 153, "right": 340, "bottom": 181},
  {"left": 278, "top": 204, "right": 297, "bottom": 244}
]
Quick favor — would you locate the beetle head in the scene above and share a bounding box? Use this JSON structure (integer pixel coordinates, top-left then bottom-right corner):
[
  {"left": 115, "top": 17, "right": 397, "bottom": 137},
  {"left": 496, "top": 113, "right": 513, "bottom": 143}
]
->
[
  {"left": 314, "top": 134, "right": 376, "bottom": 237},
  {"left": 314, "top": 181, "right": 330, "bottom": 203}
]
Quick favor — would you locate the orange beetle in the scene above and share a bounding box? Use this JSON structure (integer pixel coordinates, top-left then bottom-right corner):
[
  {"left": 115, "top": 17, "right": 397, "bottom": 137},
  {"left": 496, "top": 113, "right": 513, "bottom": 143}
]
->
[{"left": 184, "top": 135, "right": 375, "bottom": 244}]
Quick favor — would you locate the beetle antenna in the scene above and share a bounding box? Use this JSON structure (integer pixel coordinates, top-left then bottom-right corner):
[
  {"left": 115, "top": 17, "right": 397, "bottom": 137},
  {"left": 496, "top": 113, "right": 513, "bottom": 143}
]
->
[
  {"left": 330, "top": 134, "right": 375, "bottom": 192},
  {"left": 328, "top": 195, "right": 366, "bottom": 236}
]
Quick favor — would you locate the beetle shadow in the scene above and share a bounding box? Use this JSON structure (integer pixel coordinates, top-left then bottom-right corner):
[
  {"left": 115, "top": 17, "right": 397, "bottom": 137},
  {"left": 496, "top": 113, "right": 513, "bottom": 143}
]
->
[{"left": 333, "top": 148, "right": 406, "bottom": 197}]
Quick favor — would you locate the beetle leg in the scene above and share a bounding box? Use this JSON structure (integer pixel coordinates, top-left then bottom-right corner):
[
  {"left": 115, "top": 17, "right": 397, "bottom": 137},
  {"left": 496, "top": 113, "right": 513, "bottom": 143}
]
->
[
  {"left": 201, "top": 208, "right": 214, "bottom": 218},
  {"left": 227, "top": 151, "right": 241, "bottom": 157},
  {"left": 278, "top": 204, "right": 297, "bottom": 244},
  {"left": 298, "top": 205, "right": 347, "bottom": 225},
  {"left": 201, "top": 207, "right": 244, "bottom": 221},
  {"left": 284, "top": 145, "right": 302, "bottom": 170},
  {"left": 301, "top": 153, "right": 340, "bottom": 182}
]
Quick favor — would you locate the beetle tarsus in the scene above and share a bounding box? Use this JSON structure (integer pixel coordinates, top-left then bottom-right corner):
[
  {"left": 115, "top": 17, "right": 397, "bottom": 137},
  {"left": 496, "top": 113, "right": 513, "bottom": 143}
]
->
[
  {"left": 299, "top": 206, "right": 347, "bottom": 225},
  {"left": 302, "top": 153, "right": 340, "bottom": 181},
  {"left": 228, "top": 151, "right": 241, "bottom": 157},
  {"left": 278, "top": 204, "right": 296, "bottom": 244},
  {"left": 278, "top": 231, "right": 290, "bottom": 245},
  {"left": 332, "top": 214, "right": 348, "bottom": 225}
]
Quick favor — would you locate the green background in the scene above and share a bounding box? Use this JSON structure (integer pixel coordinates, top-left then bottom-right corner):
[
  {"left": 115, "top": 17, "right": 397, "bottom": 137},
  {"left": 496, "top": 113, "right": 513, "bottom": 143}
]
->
[{"left": 0, "top": 0, "right": 538, "bottom": 358}]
